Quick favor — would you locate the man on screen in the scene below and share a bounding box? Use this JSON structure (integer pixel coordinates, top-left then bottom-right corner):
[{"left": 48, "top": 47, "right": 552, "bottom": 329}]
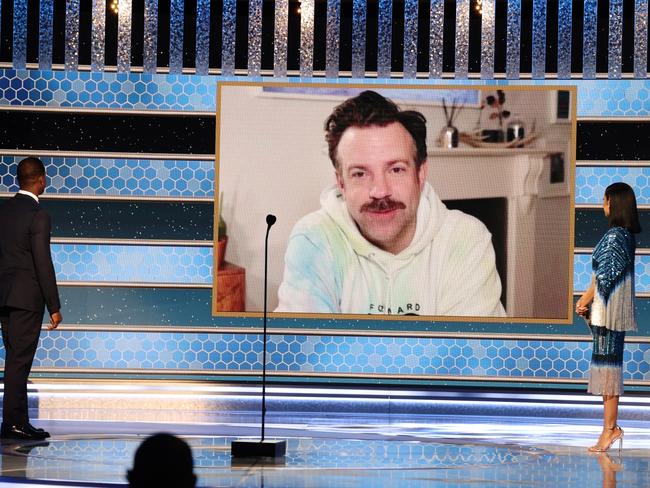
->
[{"left": 276, "top": 91, "right": 505, "bottom": 317}]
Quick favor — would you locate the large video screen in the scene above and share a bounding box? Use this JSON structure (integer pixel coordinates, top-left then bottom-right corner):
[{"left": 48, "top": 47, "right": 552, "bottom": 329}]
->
[{"left": 213, "top": 83, "right": 576, "bottom": 324}]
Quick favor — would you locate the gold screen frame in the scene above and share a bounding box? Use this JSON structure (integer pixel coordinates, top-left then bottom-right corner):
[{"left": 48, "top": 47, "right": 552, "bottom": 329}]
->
[{"left": 212, "top": 82, "right": 577, "bottom": 327}]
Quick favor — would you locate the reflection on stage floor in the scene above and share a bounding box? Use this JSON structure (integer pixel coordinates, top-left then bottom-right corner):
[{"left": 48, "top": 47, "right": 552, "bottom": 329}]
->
[{"left": 0, "top": 414, "right": 648, "bottom": 487}]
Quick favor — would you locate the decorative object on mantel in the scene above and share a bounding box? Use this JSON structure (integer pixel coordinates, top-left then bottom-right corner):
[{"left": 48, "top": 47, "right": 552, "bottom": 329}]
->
[
  {"left": 479, "top": 90, "right": 511, "bottom": 143},
  {"left": 506, "top": 116, "right": 526, "bottom": 147},
  {"left": 217, "top": 192, "right": 228, "bottom": 270},
  {"left": 459, "top": 131, "right": 539, "bottom": 149},
  {"left": 437, "top": 98, "right": 462, "bottom": 148}
]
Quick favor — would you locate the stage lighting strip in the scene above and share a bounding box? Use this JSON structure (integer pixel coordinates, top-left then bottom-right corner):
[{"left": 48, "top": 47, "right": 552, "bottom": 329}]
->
[
  {"left": 18, "top": 381, "right": 650, "bottom": 408},
  {"left": 22, "top": 367, "right": 650, "bottom": 386},
  {"left": 43, "top": 323, "right": 650, "bottom": 343}
]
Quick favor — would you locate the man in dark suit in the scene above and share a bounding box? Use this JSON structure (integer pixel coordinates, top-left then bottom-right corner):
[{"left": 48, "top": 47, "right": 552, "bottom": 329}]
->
[{"left": 0, "top": 157, "right": 62, "bottom": 440}]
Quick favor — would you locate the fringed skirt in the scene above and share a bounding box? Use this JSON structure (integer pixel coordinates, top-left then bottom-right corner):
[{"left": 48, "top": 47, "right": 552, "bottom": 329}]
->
[{"left": 588, "top": 325, "right": 626, "bottom": 396}]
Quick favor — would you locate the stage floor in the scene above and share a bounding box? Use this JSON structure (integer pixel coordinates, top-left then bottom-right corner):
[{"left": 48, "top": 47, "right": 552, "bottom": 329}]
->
[{"left": 0, "top": 414, "right": 648, "bottom": 487}]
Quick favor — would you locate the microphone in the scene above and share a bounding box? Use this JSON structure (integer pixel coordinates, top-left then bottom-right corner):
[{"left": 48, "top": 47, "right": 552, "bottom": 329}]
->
[{"left": 233, "top": 213, "right": 286, "bottom": 458}]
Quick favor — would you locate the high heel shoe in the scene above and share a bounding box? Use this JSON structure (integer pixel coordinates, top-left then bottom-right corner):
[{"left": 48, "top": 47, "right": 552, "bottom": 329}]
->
[{"left": 588, "top": 425, "right": 624, "bottom": 453}]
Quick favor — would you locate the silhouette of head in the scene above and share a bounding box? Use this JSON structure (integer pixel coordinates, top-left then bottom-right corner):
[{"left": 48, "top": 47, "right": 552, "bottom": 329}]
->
[
  {"left": 17, "top": 157, "right": 47, "bottom": 195},
  {"left": 127, "top": 433, "right": 196, "bottom": 488}
]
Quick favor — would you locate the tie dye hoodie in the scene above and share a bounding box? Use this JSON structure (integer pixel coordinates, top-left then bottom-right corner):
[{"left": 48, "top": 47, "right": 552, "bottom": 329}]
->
[{"left": 276, "top": 182, "right": 505, "bottom": 317}]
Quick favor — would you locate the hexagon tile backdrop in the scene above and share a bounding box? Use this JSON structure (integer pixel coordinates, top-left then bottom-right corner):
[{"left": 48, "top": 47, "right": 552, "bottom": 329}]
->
[{"left": 0, "top": 0, "right": 649, "bottom": 389}]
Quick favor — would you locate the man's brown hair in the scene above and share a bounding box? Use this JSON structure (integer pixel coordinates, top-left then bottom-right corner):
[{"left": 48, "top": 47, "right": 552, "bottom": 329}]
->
[{"left": 324, "top": 90, "right": 427, "bottom": 169}]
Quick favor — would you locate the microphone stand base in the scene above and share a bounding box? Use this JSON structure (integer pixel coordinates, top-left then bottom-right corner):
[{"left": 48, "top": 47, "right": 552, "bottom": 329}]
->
[{"left": 231, "top": 439, "right": 287, "bottom": 458}]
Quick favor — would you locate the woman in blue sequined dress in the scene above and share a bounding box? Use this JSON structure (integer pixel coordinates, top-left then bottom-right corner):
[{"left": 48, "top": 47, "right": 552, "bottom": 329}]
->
[{"left": 576, "top": 182, "right": 640, "bottom": 453}]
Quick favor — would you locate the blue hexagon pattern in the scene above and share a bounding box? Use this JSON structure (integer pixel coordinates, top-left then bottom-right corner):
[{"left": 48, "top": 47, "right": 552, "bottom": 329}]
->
[
  {"left": 52, "top": 244, "right": 212, "bottom": 284},
  {"left": 0, "top": 156, "right": 214, "bottom": 198},
  {"left": 1, "top": 69, "right": 650, "bottom": 117},
  {"left": 9, "top": 331, "right": 649, "bottom": 381}
]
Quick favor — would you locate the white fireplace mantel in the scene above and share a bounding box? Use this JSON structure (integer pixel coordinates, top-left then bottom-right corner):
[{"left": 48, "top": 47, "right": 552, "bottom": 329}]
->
[{"left": 427, "top": 147, "right": 572, "bottom": 320}]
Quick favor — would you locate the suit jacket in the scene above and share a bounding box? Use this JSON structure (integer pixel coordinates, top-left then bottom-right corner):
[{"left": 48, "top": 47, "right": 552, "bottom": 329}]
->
[{"left": 0, "top": 193, "right": 60, "bottom": 314}]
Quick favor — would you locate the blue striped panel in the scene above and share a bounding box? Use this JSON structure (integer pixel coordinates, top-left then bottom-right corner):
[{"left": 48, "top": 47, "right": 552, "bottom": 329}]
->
[
  {"left": 325, "top": 0, "right": 341, "bottom": 78},
  {"left": 351, "top": 0, "right": 367, "bottom": 78},
  {"left": 454, "top": 0, "right": 469, "bottom": 79},
  {"left": 0, "top": 156, "right": 214, "bottom": 198},
  {"left": 222, "top": 0, "right": 236, "bottom": 76},
  {"left": 91, "top": 0, "right": 106, "bottom": 72},
  {"left": 12, "top": 0, "right": 27, "bottom": 69},
  {"left": 195, "top": 0, "right": 211, "bottom": 76},
  {"left": 169, "top": 0, "right": 184, "bottom": 74},
  {"left": 480, "top": 0, "right": 495, "bottom": 80},
  {"left": 576, "top": 166, "right": 650, "bottom": 205},
  {"left": 39, "top": 0, "right": 54, "bottom": 70},
  {"left": 608, "top": 0, "right": 623, "bottom": 79},
  {"left": 531, "top": 0, "right": 546, "bottom": 79},
  {"left": 403, "top": 0, "right": 418, "bottom": 79},
  {"left": 429, "top": 0, "right": 444, "bottom": 78},
  {"left": 582, "top": 0, "right": 598, "bottom": 79},
  {"left": 506, "top": 0, "right": 521, "bottom": 79},
  {"left": 18, "top": 331, "right": 650, "bottom": 381},
  {"left": 377, "top": 0, "right": 392, "bottom": 79},
  {"left": 52, "top": 245, "right": 212, "bottom": 284},
  {"left": 634, "top": 0, "right": 648, "bottom": 78},
  {"left": 574, "top": 254, "right": 650, "bottom": 293},
  {"left": 117, "top": 0, "right": 133, "bottom": 73},
  {"left": 274, "top": 0, "right": 289, "bottom": 77},
  {"left": 143, "top": 0, "right": 158, "bottom": 73},
  {"left": 65, "top": 0, "right": 80, "bottom": 71},
  {"left": 557, "top": 0, "right": 572, "bottom": 79},
  {"left": 299, "top": 0, "right": 315, "bottom": 78},
  {"left": 248, "top": 0, "right": 263, "bottom": 76}
]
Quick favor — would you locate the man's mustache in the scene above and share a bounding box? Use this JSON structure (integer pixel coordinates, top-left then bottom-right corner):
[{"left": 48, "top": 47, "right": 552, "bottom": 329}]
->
[{"left": 360, "top": 198, "right": 406, "bottom": 213}]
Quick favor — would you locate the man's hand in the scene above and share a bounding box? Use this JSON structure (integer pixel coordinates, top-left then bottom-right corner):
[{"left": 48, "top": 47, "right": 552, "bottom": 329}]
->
[{"left": 48, "top": 311, "right": 62, "bottom": 330}]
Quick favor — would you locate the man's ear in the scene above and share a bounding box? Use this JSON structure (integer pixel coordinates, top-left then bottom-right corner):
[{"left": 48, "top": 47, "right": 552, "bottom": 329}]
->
[
  {"left": 417, "top": 160, "right": 429, "bottom": 190},
  {"left": 335, "top": 170, "right": 345, "bottom": 192},
  {"left": 38, "top": 174, "right": 47, "bottom": 193}
]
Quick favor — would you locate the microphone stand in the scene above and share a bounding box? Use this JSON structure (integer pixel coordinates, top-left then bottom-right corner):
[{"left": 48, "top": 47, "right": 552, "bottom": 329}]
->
[{"left": 231, "top": 215, "right": 286, "bottom": 459}]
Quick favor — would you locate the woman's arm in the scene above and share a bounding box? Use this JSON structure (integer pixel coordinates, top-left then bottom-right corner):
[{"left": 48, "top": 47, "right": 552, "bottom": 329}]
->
[{"left": 575, "top": 276, "right": 595, "bottom": 316}]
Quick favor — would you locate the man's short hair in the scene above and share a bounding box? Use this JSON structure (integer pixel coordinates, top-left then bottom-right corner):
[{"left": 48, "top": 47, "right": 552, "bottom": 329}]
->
[
  {"left": 128, "top": 433, "right": 196, "bottom": 488},
  {"left": 324, "top": 90, "right": 428, "bottom": 169},
  {"left": 17, "top": 157, "right": 46, "bottom": 188}
]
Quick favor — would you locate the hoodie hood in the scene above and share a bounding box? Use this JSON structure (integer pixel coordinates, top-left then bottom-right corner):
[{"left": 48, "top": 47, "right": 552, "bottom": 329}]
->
[{"left": 320, "top": 182, "right": 447, "bottom": 263}]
